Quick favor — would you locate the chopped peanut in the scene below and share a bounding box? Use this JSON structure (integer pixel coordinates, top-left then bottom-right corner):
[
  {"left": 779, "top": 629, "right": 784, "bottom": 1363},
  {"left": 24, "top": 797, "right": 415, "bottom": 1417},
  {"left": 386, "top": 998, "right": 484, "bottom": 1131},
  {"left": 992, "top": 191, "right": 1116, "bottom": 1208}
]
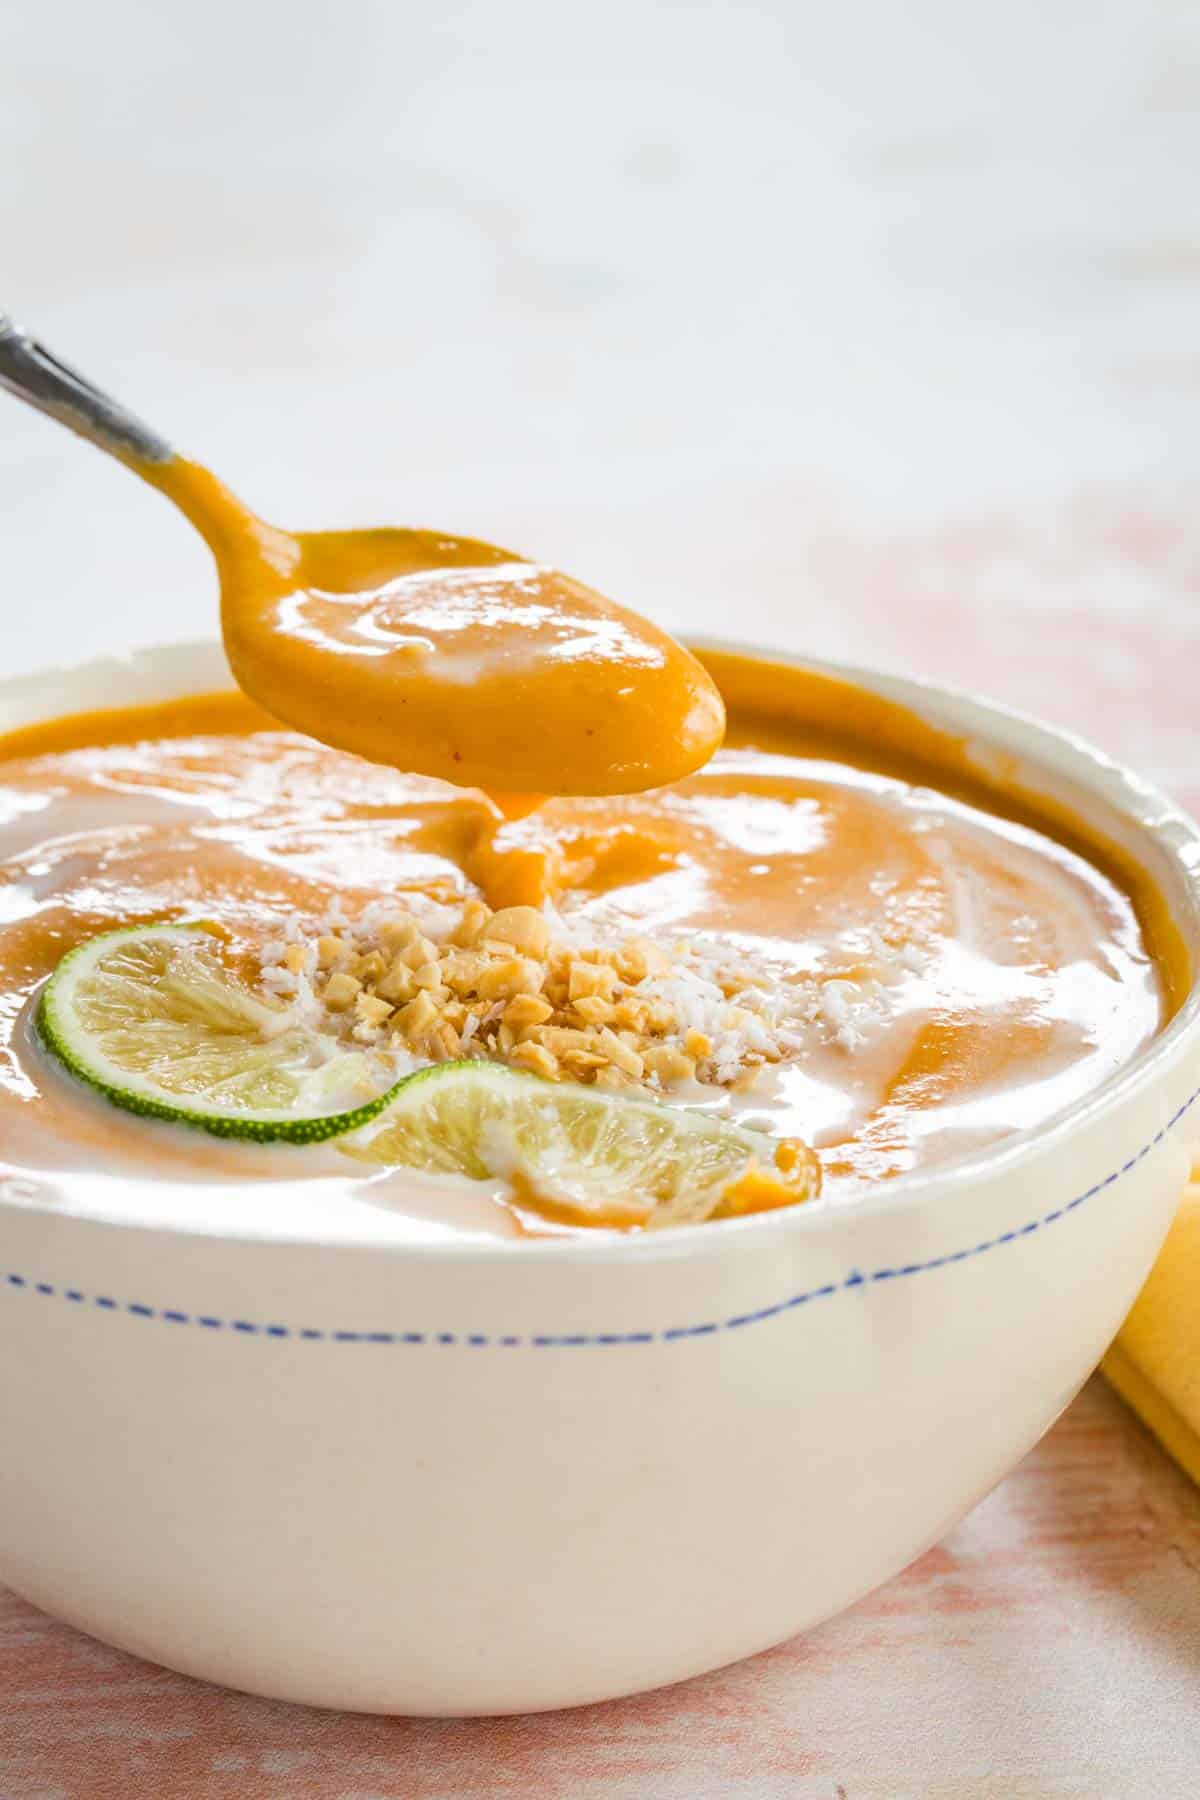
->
[
  {"left": 355, "top": 992, "right": 394, "bottom": 1028},
  {"left": 571, "top": 994, "right": 614, "bottom": 1026},
  {"left": 533, "top": 1026, "right": 597, "bottom": 1057},
  {"left": 395, "top": 990, "right": 438, "bottom": 1039},
  {"left": 440, "top": 950, "right": 487, "bottom": 993},
  {"left": 568, "top": 960, "right": 617, "bottom": 1002},
  {"left": 503, "top": 993, "right": 554, "bottom": 1029},
  {"left": 400, "top": 933, "right": 438, "bottom": 971},
  {"left": 611, "top": 997, "right": 649, "bottom": 1033},
  {"left": 484, "top": 906, "right": 551, "bottom": 958},
  {"left": 477, "top": 956, "right": 544, "bottom": 1001},
  {"left": 642, "top": 1044, "right": 696, "bottom": 1084},
  {"left": 510, "top": 1039, "right": 559, "bottom": 1079},
  {"left": 597, "top": 1027, "right": 643, "bottom": 1079},
  {"left": 683, "top": 1029, "right": 712, "bottom": 1060},
  {"left": 317, "top": 934, "right": 350, "bottom": 971},
  {"left": 376, "top": 961, "right": 416, "bottom": 1004},
  {"left": 323, "top": 971, "right": 362, "bottom": 1011},
  {"left": 282, "top": 942, "right": 308, "bottom": 975},
  {"left": 593, "top": 1063, "right": 635, "bottom": 1090},
  {"left": 451, "top": 898, "right": 492, "bottom": 946},
  {"left": 615, "top": 937, "right": 671, "bottom": 983},
  {"left": 614, "top": 944, "right": 647, "bottom": 984},
  {"left": 378, "top": 915, "right": 420, "bottom": 952}
]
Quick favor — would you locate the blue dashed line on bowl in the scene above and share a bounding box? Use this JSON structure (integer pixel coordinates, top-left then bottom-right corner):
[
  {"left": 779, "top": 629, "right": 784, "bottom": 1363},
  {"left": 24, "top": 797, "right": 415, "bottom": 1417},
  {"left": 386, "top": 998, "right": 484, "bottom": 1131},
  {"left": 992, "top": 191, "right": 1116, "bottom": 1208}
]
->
[{"left": 3, "top": 1087, "right": 1196, "bottom": 1348}]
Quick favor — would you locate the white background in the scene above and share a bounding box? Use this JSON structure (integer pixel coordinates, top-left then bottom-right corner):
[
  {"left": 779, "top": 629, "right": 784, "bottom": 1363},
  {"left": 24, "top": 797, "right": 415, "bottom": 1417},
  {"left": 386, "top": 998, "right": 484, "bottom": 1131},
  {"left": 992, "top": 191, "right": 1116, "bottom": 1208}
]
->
[{"left": 2, "top": 0, "right": 1198, "bottom": 684}]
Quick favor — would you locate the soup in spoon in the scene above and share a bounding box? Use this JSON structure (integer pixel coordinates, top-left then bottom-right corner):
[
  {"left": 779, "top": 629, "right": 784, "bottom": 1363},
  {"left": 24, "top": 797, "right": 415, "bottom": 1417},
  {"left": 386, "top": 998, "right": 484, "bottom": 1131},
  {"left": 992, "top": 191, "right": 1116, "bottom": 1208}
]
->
[{"left": 0, "top": 320, "right": 725, "bottom": 800}]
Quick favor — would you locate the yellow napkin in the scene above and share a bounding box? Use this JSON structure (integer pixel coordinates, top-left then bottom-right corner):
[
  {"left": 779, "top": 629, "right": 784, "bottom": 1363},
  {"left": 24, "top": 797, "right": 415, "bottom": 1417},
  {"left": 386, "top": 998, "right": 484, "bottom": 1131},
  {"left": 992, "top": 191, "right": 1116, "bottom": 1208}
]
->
[{"left": 1103, "top": 1164, "right": 1200, "bottom": 1484}]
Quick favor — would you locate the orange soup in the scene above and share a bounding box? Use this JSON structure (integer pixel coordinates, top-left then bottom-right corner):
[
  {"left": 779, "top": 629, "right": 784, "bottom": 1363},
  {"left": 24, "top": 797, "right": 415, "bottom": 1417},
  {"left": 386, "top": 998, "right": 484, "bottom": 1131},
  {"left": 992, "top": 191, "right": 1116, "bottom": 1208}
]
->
[{"left": 0, "top": 654, "right": 1168, "bottom": 1244}]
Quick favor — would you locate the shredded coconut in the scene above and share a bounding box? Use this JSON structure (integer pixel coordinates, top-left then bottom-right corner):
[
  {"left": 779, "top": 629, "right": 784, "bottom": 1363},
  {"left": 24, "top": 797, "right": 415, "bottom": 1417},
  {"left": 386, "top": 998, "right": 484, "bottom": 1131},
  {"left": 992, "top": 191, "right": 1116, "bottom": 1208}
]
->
[{"left": 256, "top": 892, "right": 929, "bottom": 1102}]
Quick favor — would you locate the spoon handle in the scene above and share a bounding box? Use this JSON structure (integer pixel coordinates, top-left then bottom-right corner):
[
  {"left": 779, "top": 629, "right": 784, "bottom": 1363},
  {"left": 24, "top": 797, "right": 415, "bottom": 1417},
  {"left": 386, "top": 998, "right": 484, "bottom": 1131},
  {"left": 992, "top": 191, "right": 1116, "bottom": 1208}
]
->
[{"left": 0, "top": 315, "right": 174, "bottom": 467}]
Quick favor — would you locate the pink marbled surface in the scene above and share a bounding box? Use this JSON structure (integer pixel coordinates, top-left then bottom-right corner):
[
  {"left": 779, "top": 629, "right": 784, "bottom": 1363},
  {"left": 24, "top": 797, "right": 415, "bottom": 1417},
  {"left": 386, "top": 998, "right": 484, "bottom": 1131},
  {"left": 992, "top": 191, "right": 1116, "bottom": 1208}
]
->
[{"left": 0, "top": 1381, "right": 1197, "bottom": 1800}]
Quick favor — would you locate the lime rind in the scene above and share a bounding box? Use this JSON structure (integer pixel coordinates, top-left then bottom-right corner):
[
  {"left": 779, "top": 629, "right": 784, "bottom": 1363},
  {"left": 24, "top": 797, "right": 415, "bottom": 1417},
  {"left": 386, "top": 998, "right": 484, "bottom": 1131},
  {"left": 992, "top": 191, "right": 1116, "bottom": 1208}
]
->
[{"left": 37, "top": 923, "right": 403, "bottom": 1144}]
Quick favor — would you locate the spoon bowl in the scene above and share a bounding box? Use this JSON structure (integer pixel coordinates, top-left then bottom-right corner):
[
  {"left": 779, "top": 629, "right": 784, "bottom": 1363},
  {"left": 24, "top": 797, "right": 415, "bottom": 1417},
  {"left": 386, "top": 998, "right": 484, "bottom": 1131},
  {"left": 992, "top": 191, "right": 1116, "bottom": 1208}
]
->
[{"left": 222, "top": 521, "right": 727, "bottom": 796}]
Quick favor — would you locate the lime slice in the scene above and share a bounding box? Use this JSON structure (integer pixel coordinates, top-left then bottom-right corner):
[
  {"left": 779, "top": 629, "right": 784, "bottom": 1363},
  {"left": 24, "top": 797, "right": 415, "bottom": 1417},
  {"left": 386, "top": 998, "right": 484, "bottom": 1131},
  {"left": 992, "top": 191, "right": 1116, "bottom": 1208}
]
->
[
  {"left": 341, "top": 1061, "right": 818, "bottom": 1228},
  {"left": 37, "top": 923, "right": 401, "bottom": 1143}
]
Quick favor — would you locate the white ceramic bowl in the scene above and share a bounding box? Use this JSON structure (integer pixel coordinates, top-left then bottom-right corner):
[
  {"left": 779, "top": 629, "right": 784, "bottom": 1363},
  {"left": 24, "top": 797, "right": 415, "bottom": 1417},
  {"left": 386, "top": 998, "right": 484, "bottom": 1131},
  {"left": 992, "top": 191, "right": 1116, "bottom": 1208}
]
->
[{"left": 0, "top": 640, "right": 1197, "bottom": 1716}]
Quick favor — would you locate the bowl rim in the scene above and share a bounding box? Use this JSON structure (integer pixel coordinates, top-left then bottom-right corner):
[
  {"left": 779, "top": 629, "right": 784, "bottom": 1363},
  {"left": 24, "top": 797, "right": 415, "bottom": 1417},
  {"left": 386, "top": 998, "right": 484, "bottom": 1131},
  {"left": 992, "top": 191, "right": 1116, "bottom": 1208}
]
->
[{"left": 2, "top": 633, "right": 1199, "bottom": 1262}]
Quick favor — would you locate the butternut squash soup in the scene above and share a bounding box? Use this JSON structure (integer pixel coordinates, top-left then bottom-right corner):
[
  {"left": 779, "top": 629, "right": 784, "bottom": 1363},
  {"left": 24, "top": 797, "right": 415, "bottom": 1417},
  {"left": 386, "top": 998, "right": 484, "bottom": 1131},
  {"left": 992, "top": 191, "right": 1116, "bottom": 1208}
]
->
[{"left": 0, "top": 653, "right": 1168, "bottom": 1244}]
